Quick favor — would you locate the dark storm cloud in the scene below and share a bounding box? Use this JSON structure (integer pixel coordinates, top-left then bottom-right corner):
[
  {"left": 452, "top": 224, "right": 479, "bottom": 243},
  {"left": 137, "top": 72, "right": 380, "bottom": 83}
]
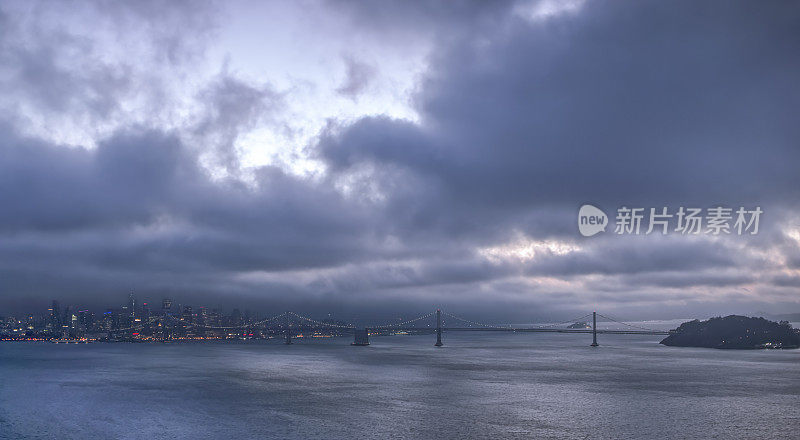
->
[
  {"left": 599, "top": 271, "right": 756, "bottom": 290},
  {"left": 772, "top": 275, "right": 800, "bottom": 288},
  {"left": 321, "top": 1, "right": 800, "bottom": 216},
  {"left": 0, "top": 126, "right": 213, "bottom": 232},
  {"left": 0, "top": 125, "right": 382, "bottom": 266},
  {"left": 523, "top": 238, "right": 747, "bottom": 277},
  {"left": 313, "top": 0, "right": 800, "bottom": 317},
  {"left": 305, "top": 257, "right": 517, "bottom": 293},
  {"left": 0, "top": 124, "right": 407, "bottom": 311},
  {"left": 0, "top": 0, "right": 799, "bottom": 320}
]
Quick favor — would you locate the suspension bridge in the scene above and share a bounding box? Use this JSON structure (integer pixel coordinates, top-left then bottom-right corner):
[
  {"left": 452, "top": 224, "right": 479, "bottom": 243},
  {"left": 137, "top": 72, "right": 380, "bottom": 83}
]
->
[{"left": 110, "top": 309, "right": 671, "bottom": 347}]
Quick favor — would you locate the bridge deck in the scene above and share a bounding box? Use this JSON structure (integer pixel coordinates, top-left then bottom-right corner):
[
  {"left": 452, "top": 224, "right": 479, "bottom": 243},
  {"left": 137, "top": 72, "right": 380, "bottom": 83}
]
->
[{"left": 363, "top": 327, "right": 670, "bottom": 335}]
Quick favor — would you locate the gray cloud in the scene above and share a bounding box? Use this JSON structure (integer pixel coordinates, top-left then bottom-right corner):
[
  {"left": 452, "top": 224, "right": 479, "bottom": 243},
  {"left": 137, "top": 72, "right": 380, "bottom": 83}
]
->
[
  {"left": 193, "top": 72, "right": 284, "bottom": 172},
  {"left": 313, "top": 0, "right": 800, "bottom": 316},
  {"left": 321, "top": 1, "right": 800, "bottom": 216},
  {"left": 0, "top": 0, "right": 219, "bottom": 146},
  {"left": 336, "top": 55, "right": 376, "bottom": 99}
]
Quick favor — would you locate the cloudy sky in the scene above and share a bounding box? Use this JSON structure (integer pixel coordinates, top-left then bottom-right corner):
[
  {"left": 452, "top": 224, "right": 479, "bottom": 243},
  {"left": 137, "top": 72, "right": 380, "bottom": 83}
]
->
[{"left": 0, "top": 0, "right": 799, "bottom": 321}]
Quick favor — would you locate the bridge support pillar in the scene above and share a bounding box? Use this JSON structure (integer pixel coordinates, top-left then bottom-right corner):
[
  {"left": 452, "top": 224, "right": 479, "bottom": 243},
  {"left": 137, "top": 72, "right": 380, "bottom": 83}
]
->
[
  {"left": 435, "top": 309, "right": 443, "bottom": 347},
  {"left": 352, "top": 328, "right": 370, "bottom": 346},
  {"left": 284, "top": 312, "right": 292, "bottom": 345},
  {"left": 591, "top": 311, "right": 598, "bottom": 347}
]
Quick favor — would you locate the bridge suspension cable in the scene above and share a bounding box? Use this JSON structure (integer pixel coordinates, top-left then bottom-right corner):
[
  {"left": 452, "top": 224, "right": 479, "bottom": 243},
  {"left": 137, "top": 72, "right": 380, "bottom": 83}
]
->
[
  {"left": 530, "top": 313, "right": 594, "bottom": 329},
  {"left": 370, "top": 311, "right": 436, "bottom": 329},
  {"left": 441, "top": 312, "right": 510, "bottom": 329},
  {"left": 440, "top": 312, "right": 595, "bottom": 330},
  {"left": 255, "top": 311, "right": 291, "bottom": 326},
  {"left": 287, "top": 311, "right": 356, "bottom": 329},
  {"left": 596, "top": 313, "right": 662, "bottom": 333}
]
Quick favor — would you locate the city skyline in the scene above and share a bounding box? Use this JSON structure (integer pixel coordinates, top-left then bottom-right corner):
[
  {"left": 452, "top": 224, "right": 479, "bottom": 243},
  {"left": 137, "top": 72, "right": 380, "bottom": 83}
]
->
[
  {"left": 1, "top": 291, "right": 679, "bottom": 345},
  {"left": 2, "top": 292, "right": 359, "bottom": 341}
]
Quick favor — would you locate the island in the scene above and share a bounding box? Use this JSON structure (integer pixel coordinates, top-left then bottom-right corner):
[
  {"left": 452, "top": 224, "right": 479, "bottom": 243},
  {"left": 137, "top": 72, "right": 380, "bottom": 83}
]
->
[{"left": 660, "top": 315, "right": 800, "bottom": 349}]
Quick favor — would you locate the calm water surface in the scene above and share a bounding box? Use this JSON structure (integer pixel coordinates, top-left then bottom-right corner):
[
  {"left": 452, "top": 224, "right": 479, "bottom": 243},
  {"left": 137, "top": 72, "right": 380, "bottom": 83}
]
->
[{"left": 1, "top": 332, "right": 798, "bottom": 439}]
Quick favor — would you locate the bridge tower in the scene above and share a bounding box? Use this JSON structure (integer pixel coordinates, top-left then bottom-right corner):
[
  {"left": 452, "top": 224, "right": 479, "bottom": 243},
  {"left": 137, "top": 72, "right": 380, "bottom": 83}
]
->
[
  {"left": 435, "top": 309, "right": 443, "bottom": 347},
  {"left": 284, "top": 312, "right": 292, "bottom": 345},
  {"left": 352, "top": 328, "right": 370, "bottom": 346},
  {"left": 590, "top": 311, "right": 598, "bottom": 347}
]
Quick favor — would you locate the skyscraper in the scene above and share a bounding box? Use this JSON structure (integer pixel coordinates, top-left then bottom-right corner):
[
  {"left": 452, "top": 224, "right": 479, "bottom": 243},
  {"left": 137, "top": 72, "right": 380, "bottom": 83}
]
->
[
  {"left": 49, "top": 300, "right": 62, "bottom": 334},
  {"left": 231, "top": 308, "right": 242, "bottom": 326},
  {"left": 128, "top": 292, "right": 136, "bottom": 318},
  {"left": 182, "top": 305, "right": 193, "bottom": 323},
  {"left": 141, "top": 302, "right": 150, "bottom": 320},
  {"left": 62, "top": 305, "right": 71, "bottom": 338}
]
